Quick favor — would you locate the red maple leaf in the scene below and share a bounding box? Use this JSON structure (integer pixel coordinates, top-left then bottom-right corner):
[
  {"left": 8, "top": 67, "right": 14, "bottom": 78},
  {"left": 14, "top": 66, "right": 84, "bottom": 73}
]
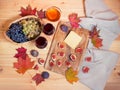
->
[
  {"left": 68, "top": 13, "right": 80, "bottom": 28},
  {"left": 20, "top": 5, "right": 37, "bottom": 16},
  {"left": 14, "top": 47, "right": 27, "bottom": 59},
  {"left": 13, "top": 55, "right": 34, "bottom": 74},
  {"left": 37, "top": 9, "right": 46, "bottom": 19},
  {"left": 32, "top": 73, "right": 44, "bottom": 85},
  {"left": 89, "top": 26, "right": 100, "bottom": 38},
  {"left": 16, "top": 47, "right": 27, "bottom": 53}
]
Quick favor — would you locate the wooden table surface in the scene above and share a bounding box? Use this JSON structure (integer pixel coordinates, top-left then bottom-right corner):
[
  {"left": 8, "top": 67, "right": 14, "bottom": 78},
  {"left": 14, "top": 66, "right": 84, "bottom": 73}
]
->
[
  {"left": 0, "top": 0, "right": 91, "bottom": 90},
  {"left": 0, "top": 0, "right": 120, "bottom": 90}
]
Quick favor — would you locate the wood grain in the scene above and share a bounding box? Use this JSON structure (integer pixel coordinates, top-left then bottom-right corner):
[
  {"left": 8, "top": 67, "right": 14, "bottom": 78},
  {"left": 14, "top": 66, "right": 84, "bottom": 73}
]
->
[
  {"left": 0, "top": 0, "right": 120, "bottom": 90},
  {"left": 0, "top": 0, "right": 91, "bottom": 90},
  {"left": 104, "top": 0, "right": 120, "bottom": 90}
]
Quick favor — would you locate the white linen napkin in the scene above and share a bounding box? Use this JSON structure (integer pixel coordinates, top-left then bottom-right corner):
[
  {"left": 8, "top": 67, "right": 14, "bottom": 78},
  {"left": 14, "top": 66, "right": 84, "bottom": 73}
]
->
[
  {"left": 78, "top": 49, "right": 119, "bottom": 90},
  {"left": 78, "top": 0, "right": 120, "bottom": 90},
  {"left": 84, "top": 0, "right": 118, "bottom": 20}
]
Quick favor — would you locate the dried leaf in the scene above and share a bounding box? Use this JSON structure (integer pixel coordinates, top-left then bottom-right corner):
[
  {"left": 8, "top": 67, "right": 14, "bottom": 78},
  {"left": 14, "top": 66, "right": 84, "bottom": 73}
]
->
[
  {"left": 14, "top": 47, "right": 27, "bottom": 59},
  {"left": 89, "top": 26, "right": 100, "bottom": 38},
  {"left": 32, "top": 73, "right": 44, "bottom": 85},
  {"left": 91, "top": 37, "right": 103, "bottom": 48},
  {"left": 89, "top": 27, "right": 103, "bottom": 48},
  {"left": 13, "top": 55, "right": 34, "bottom": 74},
  {"left": 20, "top": 5, "right": 37, "bottom": 16},
  {"left": 65, "top": 67, "right": 79, "bottom": 84},
  {"left": 16, "top": 47, "right": 27, "bottom": 53},
  {"left": 37, "top": 9, "right": 46, "bottom": 19},
  {"left": 68, "top": 13, "right": 80, "bottom": 28}
]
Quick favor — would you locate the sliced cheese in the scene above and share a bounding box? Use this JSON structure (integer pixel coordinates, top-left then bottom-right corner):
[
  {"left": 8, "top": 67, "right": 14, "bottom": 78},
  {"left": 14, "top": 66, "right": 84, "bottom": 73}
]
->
[{"left": 64, "top": 31, "right": 82, "bottom": 49}]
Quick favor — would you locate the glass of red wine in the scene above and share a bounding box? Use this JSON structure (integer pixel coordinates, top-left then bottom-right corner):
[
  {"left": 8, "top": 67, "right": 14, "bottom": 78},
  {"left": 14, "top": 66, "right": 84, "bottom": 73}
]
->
[
  {"left": 35, "top": 36, "right": 48, "bottom": 49},
  {"left": 43, "top": 23, "right": 55, "bottom": 35}
]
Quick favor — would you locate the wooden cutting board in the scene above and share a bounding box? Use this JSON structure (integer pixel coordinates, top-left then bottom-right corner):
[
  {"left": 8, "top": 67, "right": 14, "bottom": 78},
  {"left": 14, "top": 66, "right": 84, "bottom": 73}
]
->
[{"left": 44, "top": 21, "right": 89, "bottom": 75}]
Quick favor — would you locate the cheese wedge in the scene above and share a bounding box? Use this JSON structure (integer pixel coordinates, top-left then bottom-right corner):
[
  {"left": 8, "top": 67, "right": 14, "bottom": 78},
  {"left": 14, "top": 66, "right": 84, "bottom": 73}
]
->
[{"left": 64, "top": 31, "right": 82, "bottom": 49}]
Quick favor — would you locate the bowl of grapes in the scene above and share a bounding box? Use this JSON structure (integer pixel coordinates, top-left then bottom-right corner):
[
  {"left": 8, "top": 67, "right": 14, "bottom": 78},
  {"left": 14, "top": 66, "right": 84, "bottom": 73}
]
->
[{"left": 5, "top": 15, "right": 42, "bottom": 44}]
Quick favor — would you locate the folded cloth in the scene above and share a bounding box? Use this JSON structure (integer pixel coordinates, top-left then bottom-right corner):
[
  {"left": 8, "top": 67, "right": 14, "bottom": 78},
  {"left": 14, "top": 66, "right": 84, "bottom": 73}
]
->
[
  {"left": 78, "top": 0, "right": 120, "bottom": 90},
  {"left": 80, "top": 18, "right": 120, "bottom": 49},
  {"left": 78, "top": 49, "right": 120, "bottom": 90},
  {"left": 80, "top": 0, "right": 120, "bottom": 49},
  {"left": 84, "top": 0, "right": 118, "bottom": 20}
]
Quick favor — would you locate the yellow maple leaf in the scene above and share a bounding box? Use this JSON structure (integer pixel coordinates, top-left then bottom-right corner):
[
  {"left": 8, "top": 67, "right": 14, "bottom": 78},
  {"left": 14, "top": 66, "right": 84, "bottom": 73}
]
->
[{"left": 65, "top": 67, "right": 79, "bottom": 84}]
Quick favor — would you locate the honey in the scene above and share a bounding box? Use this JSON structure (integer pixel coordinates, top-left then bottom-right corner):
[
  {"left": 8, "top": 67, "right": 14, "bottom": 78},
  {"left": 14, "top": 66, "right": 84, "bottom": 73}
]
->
[{"left": 45, "top": 6, "right": 61, "bottom": 22}]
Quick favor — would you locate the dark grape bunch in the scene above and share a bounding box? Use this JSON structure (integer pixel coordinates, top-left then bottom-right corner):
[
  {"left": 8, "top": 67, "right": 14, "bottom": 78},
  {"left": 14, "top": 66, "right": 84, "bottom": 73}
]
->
[{"left": 6, "top": 23, "right": 28, "bottom": 43}]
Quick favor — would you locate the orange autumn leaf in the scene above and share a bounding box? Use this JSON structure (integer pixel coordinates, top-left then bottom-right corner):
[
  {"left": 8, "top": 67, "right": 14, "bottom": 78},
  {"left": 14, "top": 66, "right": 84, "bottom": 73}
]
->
[
  {"left": 65, "top": 67, "right": 79, "bottom": 84},
  {"left": 92, "top": 37, "right": 103, "bottom": 48},
  {"left": 13, "top": 55, "right": 34, "bottom": 74},
  {"left": 89, "top": 26, "right": 103, "bottom": 48}
]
